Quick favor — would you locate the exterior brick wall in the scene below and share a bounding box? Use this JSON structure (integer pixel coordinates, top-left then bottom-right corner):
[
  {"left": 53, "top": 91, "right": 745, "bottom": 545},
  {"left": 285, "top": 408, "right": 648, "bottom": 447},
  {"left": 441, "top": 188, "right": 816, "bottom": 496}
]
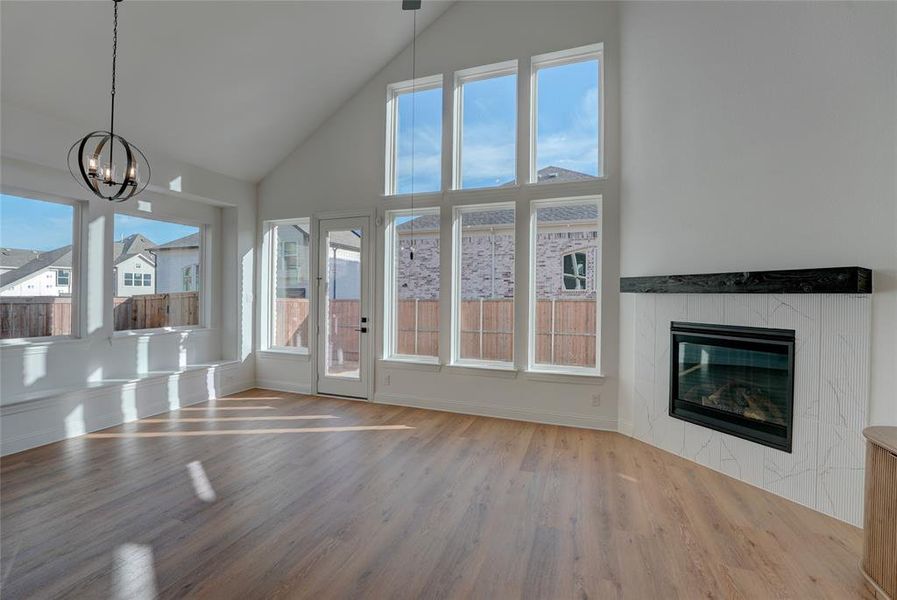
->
[{"left": 397, "top": 230, "right": 599, "bottom": 300}]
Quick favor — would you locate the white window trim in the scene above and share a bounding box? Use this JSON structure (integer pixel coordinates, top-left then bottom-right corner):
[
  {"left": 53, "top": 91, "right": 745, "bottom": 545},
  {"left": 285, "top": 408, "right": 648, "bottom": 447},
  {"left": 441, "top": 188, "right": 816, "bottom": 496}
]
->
[
  {"left": 529, "top": 42, "right": 604, "bottom": 184},
  {"left": 262, "top": 218, "right": 311, "bottom": 354},
  {"left": 450, "top": 201, "right": 516, "bottom": 368},
  {"left": 0, "top": 189, "right": 83, "bottom": 345},
  {"left": 385, "top": 74, "right": 444, "bottom": 197},
  {"left": 383, "top": 207, "right": 441, "bottom": 363},
  {"left": 527, "top": 195, "right": 602, "bottom": 376},
  {"left": 452, "top": 59, "right": 519, "bottom": 191}
]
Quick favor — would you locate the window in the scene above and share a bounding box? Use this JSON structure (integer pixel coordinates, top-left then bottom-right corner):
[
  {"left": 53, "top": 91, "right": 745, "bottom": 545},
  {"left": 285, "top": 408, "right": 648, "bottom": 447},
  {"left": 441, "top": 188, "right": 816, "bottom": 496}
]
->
[
  {"left": 384, "top": 208, "right": 440, "bottom": 361},
  {"left": 531, "top": 44, "right": 603, "bottom": 182},
  {"left": 0, "top": 193, "right": 77, "bottom": 339},
  {"left": 562, "top": 252, "right": 587, "bottom": 290},
  {"left": 386, "top": 75, "right": 443, "bottom": 196},
  {"left": 266, "top": 219, "right": 310, "bottom": 352},
  {"left": 113, "top": 213, "right": 202, "bottom": 331},
  {"left": 529, "top": 197, "right": 601, "bottom": 373},
  {"left": 454, "top": 61, "right": 517, "bottom": 189},
  {"left": 452, "top": 203, "right": 515, "bottom": 366}
]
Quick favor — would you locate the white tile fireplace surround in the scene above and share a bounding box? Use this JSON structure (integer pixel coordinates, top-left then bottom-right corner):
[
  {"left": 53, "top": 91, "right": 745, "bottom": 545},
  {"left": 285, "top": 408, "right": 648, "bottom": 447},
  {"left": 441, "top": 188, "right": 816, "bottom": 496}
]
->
[{"left": 619, "top": 292, "right": 871, "bottom": 526}]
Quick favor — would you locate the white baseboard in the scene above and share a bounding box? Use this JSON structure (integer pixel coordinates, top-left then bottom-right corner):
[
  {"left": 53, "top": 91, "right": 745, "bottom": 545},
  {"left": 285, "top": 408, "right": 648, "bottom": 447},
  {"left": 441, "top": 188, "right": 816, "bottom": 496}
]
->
[
  {"left": 255, "top": 378, "right": 313, "bottom": 395},
  {"left": 617, "top": 419, "right": 634, "bottom": 436},
  {"left": 373, "top": 392, "right": 617, "bottom": 431}
]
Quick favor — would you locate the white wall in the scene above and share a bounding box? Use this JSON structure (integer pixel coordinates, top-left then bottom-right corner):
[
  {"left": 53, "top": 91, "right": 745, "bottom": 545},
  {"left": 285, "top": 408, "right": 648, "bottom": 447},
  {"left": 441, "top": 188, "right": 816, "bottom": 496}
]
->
[
  {"left": 0, "top": 267, "right": 70, "bottom": 297},
  {"left": 0, "top": 101, "right": 258, "bottom": 452},
  {"left": 619, "top": 2, "right": 897, "bottom": 426},
  {"left": 114, "top": 254, "right": 155, "bottom": 297},
  {"left": 258, "top": 1, "right": 620, "bottom": 428}
]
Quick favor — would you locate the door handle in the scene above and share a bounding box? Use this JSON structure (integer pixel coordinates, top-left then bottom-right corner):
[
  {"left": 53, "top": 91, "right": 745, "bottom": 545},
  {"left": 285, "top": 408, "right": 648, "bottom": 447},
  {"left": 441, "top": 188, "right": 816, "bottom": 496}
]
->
[{"left": 355, "top": 327, "right": 368, "bottom": 333}]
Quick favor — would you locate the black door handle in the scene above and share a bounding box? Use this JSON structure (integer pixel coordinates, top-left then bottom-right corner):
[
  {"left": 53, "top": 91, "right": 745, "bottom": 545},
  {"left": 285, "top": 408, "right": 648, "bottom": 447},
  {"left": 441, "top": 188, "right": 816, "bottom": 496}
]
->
[{"left": 354, "top": 327, "right": 368, "bottom": 333}]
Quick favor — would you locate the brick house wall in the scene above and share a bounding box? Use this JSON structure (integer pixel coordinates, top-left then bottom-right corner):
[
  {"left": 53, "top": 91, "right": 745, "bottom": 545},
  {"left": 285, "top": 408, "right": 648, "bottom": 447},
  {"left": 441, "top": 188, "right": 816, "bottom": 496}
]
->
[{"left": 396, "top": 228, "right": 599, "bottom": 300}]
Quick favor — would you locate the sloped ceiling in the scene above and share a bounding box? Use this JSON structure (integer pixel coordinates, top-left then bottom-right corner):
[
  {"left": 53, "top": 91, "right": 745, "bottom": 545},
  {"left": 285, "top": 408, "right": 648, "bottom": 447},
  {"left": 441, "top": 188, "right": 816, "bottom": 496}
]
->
[{"left": 0, "top": 0, "right": 452, "bottom": 182}]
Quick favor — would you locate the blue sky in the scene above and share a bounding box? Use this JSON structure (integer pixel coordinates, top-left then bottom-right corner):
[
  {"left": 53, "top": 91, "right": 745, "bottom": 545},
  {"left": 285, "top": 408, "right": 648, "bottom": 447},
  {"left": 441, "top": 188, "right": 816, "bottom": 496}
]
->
[
  {"left": 114, "top": 214, "right": 197, "bottom": 246},
  {"left": 396, "top": 58, "right": 599, "bottom": 193},
  {"left": 0, "top": 194, "right": 196, "bottom": 251},
  {"left": 0, "top": 194, "right": 74, "bottom": 251}
]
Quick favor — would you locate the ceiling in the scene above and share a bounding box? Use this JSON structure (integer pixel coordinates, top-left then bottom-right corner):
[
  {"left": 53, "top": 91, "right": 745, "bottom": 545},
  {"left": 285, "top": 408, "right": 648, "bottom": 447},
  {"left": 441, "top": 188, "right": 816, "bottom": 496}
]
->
[{"left": 0, "top": 0, "right": 452, "bottom": 182}]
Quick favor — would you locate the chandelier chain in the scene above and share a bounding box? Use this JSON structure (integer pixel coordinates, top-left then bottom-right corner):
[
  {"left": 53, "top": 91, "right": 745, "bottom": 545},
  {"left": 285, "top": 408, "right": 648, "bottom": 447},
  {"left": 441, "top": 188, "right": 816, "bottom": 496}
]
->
[{"left": 109, "top": 0, "right": 119, "bottom": 165}]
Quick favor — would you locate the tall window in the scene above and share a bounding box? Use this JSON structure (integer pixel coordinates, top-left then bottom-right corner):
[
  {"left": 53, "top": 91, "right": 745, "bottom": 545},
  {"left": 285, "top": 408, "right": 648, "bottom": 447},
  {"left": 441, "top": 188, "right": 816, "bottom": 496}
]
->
[
  {"left": 529, "top": 197, "right": 601, "bottom": 373},
  {"left": 267, "top": 219, "right": 310, "bottom": 352},
  {"left": 386, "top": 75, "right": 443, "bottom": 196},
  {"left": 531, "top": 44, "right": 602, "bottom": 183},
  {"left": 113, "top": 213, "right": 202, "bottom": 331},
  {"left": 452, "top": 203, "right": 515, "bottom": 366},
  {"left": 384, "top": 208, "right": 440, "bottom": 361},
  {"left": 0, "top": 194, "right": 77, "bottom": 339},
  {"left": 454, "top": 61, "right": 518, "bottom": 189}
]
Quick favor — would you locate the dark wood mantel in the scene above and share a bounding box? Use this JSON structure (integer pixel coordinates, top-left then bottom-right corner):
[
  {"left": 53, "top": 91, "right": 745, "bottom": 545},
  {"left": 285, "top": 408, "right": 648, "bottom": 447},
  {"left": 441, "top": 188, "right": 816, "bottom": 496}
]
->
[{"left": 620, "top": 266, "right": 871, "bottom": 294}]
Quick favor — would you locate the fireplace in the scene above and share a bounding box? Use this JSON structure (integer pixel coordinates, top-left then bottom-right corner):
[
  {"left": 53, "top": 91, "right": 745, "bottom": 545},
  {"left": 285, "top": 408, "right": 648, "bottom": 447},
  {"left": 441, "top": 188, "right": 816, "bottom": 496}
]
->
[{"left": 669, "top": 322, "right": 795, "bottom": 452}]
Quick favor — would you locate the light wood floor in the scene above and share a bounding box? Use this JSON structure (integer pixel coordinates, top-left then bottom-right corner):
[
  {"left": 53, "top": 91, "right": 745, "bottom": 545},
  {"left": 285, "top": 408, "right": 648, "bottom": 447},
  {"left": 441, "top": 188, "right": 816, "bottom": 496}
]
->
[{"left": 1, "top": 389, "right": 872, "bottom": 599}]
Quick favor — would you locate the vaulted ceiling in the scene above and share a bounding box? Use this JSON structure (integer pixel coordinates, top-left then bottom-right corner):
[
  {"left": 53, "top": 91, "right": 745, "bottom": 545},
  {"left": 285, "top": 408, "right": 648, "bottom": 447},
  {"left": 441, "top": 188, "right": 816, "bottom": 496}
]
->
[{"left": 0, "top": 0, "right": 452, "bottom": 182}]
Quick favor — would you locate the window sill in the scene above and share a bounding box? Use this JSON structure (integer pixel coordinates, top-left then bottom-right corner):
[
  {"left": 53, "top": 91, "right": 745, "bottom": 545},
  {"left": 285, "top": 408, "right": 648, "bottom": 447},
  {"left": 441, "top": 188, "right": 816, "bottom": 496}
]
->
[
  {"left": 378, "top": 357, "right": 441, "bottom": 372},
  {"left": 112, "top": 326, "right": 210, "bottom": 338},
  {"left": 444, "top": 362, "right": 518, "bottom": 378},
  {"left": 259, "top": 348, "right": 311, "bottom": 361},
  {"left": 0, "top": 335, "right": 82, "bottom": 349},
  {"left": 523, "top": 369, "right": 605, "bottom": 385}
]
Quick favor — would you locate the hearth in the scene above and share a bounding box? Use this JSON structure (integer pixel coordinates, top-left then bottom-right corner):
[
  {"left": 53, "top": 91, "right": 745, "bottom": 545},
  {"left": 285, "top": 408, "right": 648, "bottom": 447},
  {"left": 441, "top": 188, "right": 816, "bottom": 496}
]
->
[{"left": 669, "top": 322, "right": 795, "bottom": 452}]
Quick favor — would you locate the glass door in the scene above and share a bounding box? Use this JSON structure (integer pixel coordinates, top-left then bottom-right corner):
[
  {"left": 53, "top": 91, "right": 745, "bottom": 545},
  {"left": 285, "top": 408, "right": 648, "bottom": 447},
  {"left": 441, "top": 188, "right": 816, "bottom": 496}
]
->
[{"left": 316, "top": 216, "right": 370, "bottom": 398}]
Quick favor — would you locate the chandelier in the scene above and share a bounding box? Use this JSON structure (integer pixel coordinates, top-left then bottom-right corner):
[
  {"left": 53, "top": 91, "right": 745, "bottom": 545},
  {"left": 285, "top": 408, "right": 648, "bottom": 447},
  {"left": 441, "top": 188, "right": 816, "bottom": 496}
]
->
[{"left": 68, "top": 0, "right": 150, "bottom": 202}]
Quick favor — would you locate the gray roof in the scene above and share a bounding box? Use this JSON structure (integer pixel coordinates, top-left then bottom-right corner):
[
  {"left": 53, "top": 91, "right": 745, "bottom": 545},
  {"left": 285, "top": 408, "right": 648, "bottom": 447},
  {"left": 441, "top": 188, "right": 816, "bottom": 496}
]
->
[
  {"left": 154, "top": 232, "right": 200, "bottom": 250},
  {"left": 0, "top": 248, "right": 43, "bottom": 269},
  {"left": 114, "top": 252, "right": 154, "bottom": 267},
  {"left": 113, "top": 233, "right": 156, "bottom": 258},
  {"left": 536, "top": 165, "right": 596, "bottom": 183},
  {"left": 0, "top": 245, "right": 72, "bottom": 290}
]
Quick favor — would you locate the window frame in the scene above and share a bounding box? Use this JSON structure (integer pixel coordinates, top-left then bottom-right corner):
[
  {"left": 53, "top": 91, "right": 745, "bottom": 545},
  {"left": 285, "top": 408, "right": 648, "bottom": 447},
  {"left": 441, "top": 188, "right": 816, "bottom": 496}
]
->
[
  {"left": 529, "top": 43, "right": 604, "bottom": 184},
  {"left": 450, "top": 201, "right": 517, "bottom": 369},
  {"left": 0, "top": 189, "right": 83, "bottom": 343},
  {"left": 111, "top": 209, "right": 207, "bottom": 335},
  {"left": 452, "top": 59, "right": 519, "bottom": 191},
  {"left": 527, "top": 195, "right": 602, "bottom": 376},
  {"left": 262, "top": 218, "right": 312, "bottom": 354},
  {"left": 561, "top": 251, "right": 588, "bottom": 291},
  {"left": 56, "top": 269, "right": 70, "bottom": 287},
  {"left": 385, "top": 74, "right": 444, "bottom": 197},
  {"left": 383, "top": 206, "right": 441, "bottom": 364}
]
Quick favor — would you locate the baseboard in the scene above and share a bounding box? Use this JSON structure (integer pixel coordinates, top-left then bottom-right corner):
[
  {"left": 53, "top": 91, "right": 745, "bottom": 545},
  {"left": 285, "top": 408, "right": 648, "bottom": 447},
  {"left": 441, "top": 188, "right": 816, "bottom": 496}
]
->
[
  {"left": 374, "top": 392, "right": 617, "bottom": 431},
  {"left": 255, "top": 378, "right": 313, "bottom": 395},
  {"left": 617, "top": 419, "right": 634, "bottom": 436}
]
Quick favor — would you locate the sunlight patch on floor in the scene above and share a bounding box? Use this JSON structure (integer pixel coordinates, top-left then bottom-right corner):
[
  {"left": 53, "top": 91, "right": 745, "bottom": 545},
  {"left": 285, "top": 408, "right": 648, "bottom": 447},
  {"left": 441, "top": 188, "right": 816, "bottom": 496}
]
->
[
  {"left": 113, "top": 543, "right": 157, "bottom": 600},
  {"left": 86, "top": 425, "right": 414, "bottom": 438},
  {"left": 187, "top": 461, "right": 216, "bottom": 502}
]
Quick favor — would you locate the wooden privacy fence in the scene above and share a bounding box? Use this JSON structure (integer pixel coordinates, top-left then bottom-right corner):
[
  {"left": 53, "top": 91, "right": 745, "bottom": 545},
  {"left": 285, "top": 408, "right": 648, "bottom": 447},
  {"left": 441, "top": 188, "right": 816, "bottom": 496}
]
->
[
  {"left": 0, "top": 297, "right": 72, "bottom": 339},
  {"left": 113, "top": 292, "right": 199, "bottom": 331},
  {"left": 271, "top": 298, "right": 596, "bottom": 366}
]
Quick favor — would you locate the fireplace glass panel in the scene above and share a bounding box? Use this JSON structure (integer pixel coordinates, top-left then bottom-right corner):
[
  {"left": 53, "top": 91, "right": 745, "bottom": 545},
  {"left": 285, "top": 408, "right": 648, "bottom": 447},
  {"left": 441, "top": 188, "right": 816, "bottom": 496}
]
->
[{"left": 676, "top": 341, "right": 789, "bottom": 426}]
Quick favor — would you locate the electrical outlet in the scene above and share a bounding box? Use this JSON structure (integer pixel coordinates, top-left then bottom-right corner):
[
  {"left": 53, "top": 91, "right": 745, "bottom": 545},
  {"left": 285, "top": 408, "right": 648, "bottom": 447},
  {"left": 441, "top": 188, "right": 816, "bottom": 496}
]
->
[
  {"left": 384, "top": 374, "right": 391, "bottom": 386},
  {"left": 591, "top": 393, "right": 601, "bottom": 407}
]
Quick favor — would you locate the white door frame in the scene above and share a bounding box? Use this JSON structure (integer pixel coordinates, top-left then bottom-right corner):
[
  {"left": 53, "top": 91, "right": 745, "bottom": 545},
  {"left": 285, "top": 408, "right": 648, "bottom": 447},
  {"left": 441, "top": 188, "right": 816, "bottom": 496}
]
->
[{"left": 313, "top": 212, "right": 374, "bottom": 400}]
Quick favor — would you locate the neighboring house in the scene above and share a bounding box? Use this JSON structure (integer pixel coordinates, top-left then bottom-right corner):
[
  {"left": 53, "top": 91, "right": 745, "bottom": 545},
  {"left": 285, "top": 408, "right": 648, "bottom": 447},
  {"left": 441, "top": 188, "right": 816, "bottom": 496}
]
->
[
  {"left": 111, "top": 234, "right": 157, "bottom": 297},
  {"left": 395, "top": 188, "right": 599, "bottom": 302},
  {"left": 153, "top": 233, "right": 201, "bottom": 293},
  {"left": 0, "top": 248, "right": 42, "bottom": 275},
  {"left": 275, "top": 224, "right": 310, "bottom": 298},
  {"left": 0, "top": 246, "right": 73, "bottom": 297}
]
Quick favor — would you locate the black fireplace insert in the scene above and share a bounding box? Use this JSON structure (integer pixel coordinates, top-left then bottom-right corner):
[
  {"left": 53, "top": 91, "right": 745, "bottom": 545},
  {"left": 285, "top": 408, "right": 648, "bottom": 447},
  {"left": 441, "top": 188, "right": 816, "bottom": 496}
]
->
[{"left": 669, "top": 322, "right": 795, "bottom": 453}]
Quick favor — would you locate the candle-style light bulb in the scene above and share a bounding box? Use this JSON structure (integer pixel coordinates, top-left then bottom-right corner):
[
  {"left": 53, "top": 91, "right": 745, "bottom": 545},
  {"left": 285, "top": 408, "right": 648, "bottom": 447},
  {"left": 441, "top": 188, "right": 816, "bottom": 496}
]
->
[
  {"left": 127, "top": 162, "right": 139, "bottom": 185},
  {"left": 87, "top": 155, "right": 99, "bottom": 176},
  {"left": 102, "top": 163, "right": 115, "bottom": 184}
]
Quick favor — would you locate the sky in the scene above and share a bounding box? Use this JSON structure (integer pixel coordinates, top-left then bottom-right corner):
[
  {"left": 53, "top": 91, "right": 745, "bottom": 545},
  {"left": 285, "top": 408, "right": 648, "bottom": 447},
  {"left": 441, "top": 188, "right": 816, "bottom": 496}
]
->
[
  {"left": 0, "top": 194, "right": 196, "bottom": 252},
  {"left": 395, "top": 58, "right": 600, "bottom": 194}
]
